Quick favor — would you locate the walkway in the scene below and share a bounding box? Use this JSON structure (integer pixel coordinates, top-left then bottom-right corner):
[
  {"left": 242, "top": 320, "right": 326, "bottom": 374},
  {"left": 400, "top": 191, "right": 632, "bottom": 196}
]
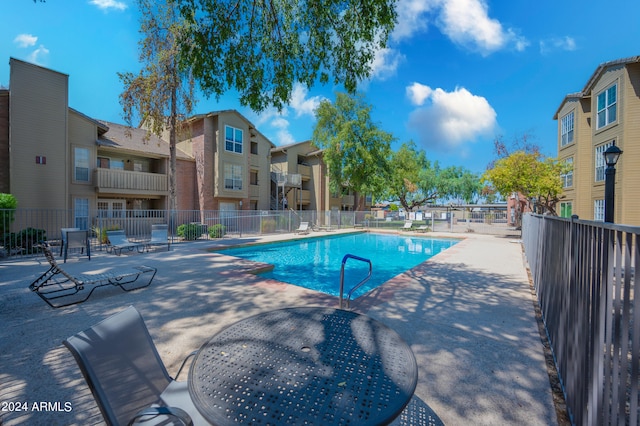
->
[{"left": 0, "top": 231, "right": 558, "bottom": 425}]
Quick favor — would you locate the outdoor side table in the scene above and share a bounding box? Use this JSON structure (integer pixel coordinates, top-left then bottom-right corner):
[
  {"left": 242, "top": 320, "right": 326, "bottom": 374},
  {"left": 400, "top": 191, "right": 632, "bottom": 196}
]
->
[{"left": 188, "top": 307, "right": 418, "bottom": 425}]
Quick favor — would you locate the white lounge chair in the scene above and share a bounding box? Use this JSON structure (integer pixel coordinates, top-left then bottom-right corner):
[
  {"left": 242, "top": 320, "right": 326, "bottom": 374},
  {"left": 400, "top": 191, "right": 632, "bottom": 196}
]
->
[
  {"left": 415, "top": 225, "right": 429, "bottom": 232},
  {"left": 401, "top": 221, "right": 413, "bottom": 231},
  {"left": 295, "top": 222, "right": 310, "bottom": 235}
]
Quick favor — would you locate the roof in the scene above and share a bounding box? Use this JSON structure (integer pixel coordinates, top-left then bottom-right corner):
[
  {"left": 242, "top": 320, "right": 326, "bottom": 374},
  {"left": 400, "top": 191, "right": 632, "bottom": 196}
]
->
[
  {"left": 97, "top": 120, "right": 193, "bottom": 160},
  {"left": 553, "top": 55, "right": 640, "bottom": 119},
  {"left": 271, "top": 139, "right": 324, "bottom": 156}
]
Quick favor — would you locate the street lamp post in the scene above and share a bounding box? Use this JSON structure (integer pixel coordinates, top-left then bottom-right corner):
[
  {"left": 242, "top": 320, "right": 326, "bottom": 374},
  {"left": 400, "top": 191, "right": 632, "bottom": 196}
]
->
[{"left": 603, "top": 145, "right": 623, "bottom": 223}]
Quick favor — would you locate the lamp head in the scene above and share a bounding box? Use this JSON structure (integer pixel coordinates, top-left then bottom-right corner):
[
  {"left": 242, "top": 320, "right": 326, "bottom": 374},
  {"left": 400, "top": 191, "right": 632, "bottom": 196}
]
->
[{"left": 604, "top": 144, "right": 623, "bottom": 167}]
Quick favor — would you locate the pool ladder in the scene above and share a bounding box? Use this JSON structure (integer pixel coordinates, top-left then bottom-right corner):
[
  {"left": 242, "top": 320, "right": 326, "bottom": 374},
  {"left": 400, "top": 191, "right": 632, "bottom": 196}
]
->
[{"left": 339, "top": 254, "right": 372, "bottom": 309}]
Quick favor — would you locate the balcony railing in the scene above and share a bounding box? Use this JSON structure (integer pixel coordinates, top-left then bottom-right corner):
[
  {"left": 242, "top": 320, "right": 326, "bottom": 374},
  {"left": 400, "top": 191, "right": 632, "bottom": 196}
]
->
[
  {"left": 297, "top": 164, "right": 311, "bottom": 179},
  {"left": 95, "top": 168, "right": 167, "bottom": 194}
]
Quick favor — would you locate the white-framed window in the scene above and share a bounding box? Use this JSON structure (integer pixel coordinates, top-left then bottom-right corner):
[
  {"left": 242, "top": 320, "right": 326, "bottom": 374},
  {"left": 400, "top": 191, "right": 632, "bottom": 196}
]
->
[
  {"left": 594, "top": 199, "right": 605, "bottom": 222},
  {"left": 74, "top": 198, "right": 89, "bottom": 229},
  {"left": 562, "top": 157, "right": 574, "bottom": 188},
  {"left": 225, "top": 125, "right": 243, "bottom": 154},
  {"left": 595, "top": 142, "right": 614, "bottom": 182},
  {"left": 597, "top": 83, "right": 617, "bottom": 129},
  {"left": 561, "top": 111, "right": 574, "bottom": 147},
  {"left": 560, "top": 202, "right": 572, "bottom": 218},
  {"left": 224, "top": 164, "right": 243, "bottom": 190},
  {"left": 74, "top": 147, "right": 90, "bottom": 182}
]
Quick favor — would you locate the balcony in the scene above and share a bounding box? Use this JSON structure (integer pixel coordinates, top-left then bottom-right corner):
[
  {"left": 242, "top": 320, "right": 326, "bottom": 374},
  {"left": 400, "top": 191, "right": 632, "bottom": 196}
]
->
[
  {"left": 297, "top": 164, "right": 311, "bottom": 180},
  {"left": 249, "top": 184, "right": 260, "bottom": 198},
  {"left": 95, "top": 168, "right": 168, "bottom": 195}
]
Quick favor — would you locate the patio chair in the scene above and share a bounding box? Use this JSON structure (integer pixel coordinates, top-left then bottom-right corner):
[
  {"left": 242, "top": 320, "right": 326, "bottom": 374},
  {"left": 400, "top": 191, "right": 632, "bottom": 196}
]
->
[
  {"left": 63, "top": 306, "right": 205, "bottom": 426},
  {"left": 146, "top": 224, "right": 170, "bottom": 252},
  {"left": 106, "top": 230, "right": 145, "bottom": 256},
  {"left": 415, "top": 225, "right": 429, "bottom": 232},
  {"left": 29, "top": 243, "right": 157, "bottom": 308},
  {"left": 295, "top": 222, "right": 310, "bottom": 235},
  {"left": 401, "top": 221, "right": 413, "bottom": 231},
  {"left": 59, "top": 227, "right": 80, "bottom": 257},
  {"left": 63, "top": 229, "right": 91, "bottom": 263}
]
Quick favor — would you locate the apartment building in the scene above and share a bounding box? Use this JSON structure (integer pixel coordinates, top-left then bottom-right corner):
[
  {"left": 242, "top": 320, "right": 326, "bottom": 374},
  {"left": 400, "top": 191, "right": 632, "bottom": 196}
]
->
[
  {"left": 270, "top": 140, "right": 372, "bottom": 211},
  {"left": 176, "top": 111, "right": 274, "bottom": 213},
  {"left": 555, "top": 55, "right": 640, "bottom": 225},
  {"left": 0, "top": 58, "right": 276, "bottom": 229}
]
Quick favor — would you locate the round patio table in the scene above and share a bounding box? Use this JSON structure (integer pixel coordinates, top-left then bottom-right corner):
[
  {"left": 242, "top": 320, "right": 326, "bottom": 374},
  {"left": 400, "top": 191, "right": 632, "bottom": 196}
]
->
[{"left": 188, "top": 307, "right": 418, "bottom": 425}]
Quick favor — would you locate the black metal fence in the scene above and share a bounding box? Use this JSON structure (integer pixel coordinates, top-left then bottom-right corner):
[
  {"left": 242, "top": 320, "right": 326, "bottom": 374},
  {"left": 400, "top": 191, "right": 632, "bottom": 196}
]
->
[{"left": 522, "top": 214, "right": 640, "bottom": 425}]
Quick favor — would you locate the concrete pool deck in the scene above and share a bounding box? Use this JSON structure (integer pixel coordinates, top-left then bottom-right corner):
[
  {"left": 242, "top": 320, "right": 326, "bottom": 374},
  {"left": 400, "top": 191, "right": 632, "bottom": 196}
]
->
[{"left": 0, "top": 230, "right": 559, "bottom": 425}]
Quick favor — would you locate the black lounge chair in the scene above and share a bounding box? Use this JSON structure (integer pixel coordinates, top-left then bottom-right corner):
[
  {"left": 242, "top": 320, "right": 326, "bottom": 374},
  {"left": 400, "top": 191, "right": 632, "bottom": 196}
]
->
[
  {"left": 29, "top": 243, "right": 156, "bottom": 308},
  {"left": 106, "top": 230, "right": 145, "bottom": 255},
  {"left": 63, "top": 306, "right": 204, "bottom": 426}
]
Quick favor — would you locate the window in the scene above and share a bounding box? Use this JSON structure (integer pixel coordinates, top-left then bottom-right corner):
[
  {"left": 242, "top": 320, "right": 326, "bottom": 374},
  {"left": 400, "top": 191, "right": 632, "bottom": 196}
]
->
[
  {"left": 250, "top": 170, "right": 258, "bottom": 185},
  {"left": 562, "top": 157, "right": 573, "bottom": 188},
  {"left": 559, "top": 202, "right": 572, "bottom": 218},
  {"left": 561, "top": 111, "right": 574, "bottom": 147},
  {"left": 74, "top": 198, "right": 89, "bottom": 229},
  {"left": 597, "top": 84, "right": 617, "bottom": 129},
  {"left": 224, "top": 164, "right": 243, "bottom": 190},
  {"left": 74, "top": 147, "right": 90, "bottom": 182},
  {"left": 225, "top": 125, "right": 243, "bottom": 154},
  {"left": 595, "top": 142, "right": 614, "bottom": 182},
  {"left": 594, "top": 199, "right": 605, "bottom": 222}
]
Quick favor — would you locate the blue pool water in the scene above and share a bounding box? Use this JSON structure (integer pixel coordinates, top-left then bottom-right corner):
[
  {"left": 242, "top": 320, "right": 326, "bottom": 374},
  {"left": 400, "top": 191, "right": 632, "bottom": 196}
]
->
[{"left": 218, "top": 233, "right": 459, "bottom": 298}]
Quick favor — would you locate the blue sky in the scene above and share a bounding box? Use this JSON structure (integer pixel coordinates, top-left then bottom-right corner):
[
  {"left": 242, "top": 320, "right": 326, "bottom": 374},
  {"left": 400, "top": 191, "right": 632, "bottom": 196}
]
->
[{"left": 2, "top": 0, "right": 639, "bottom": 174}]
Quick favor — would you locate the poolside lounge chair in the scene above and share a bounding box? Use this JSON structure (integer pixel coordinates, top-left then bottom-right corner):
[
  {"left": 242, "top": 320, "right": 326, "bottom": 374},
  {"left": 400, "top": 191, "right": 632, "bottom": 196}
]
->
[
  {"left": 63, "top": 306, "right": 205, "bottom": 425},
  {"left": 62, "top": 229, "right": 91, "bottom": 263},
  {"left": 146, "top": 224, "right": 171, "bottom": 252},
  {"left": 295, "top": 222, "right": 310, "bottom": 235},
  {"left": 415, "top": 225, "right": 429, "bottom": 232},
  {"left": 29, "top": 243, "right": 157, "bottom": 308},
  {"left": 106, "top": 230, "right": 145, "bottom": 255},
  {"left": 401, "top": 221, "right": 413, "bottom": 231}
]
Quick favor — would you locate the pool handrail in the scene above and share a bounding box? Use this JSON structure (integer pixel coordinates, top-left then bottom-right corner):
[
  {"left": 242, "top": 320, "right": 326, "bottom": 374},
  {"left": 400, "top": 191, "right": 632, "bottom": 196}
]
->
[{"left": 339, "top": 254, "right": 373, "bottom": 309}]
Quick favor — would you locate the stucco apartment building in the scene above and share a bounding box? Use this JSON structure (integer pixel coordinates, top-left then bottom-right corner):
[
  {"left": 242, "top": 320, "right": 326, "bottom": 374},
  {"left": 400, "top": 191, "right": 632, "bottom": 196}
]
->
[
  {"left": 270, "top": 141, "right": 371, "bottom": 212},
  {"left": 0, "top": 58, "right": 277, "bottom": 227},
  {"left": 555, "top": 55, "right": 640, "bottom": 225}
]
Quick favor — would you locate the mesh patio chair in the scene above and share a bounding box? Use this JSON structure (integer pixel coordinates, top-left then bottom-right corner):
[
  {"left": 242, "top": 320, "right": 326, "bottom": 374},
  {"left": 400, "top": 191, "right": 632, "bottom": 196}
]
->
[
  {"left": 59, "top": 227, "right": 80, "bottom": 257},
  {"left": 146, "top": 224, "right": 170, "bottom": 252},
  {"left": 106, "top": 230, "right": 145, "bottom": 255},
  {"left": 63, "top": 306, "right": 205, "bottom": 426},
  {"left": 294, "top": 222, "right": 310, "bottom": 235},
  {"left": 63, "top": 229, "right": 91, "bottom": 263}
]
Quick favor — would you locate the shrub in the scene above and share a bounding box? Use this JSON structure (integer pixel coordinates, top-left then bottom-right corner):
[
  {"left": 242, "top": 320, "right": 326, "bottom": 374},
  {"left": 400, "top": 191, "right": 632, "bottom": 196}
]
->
[
  {"left": 208, "top": 224, "right": 226, "bottom": 238},
  {"left": 260, "top": 219, "right": 276, "bottom": 233},
  {"left": 92, "top": 225, "right": 120, "bottom": 244},
  {"left": 177, "top": 223, "right": 202, "bottom": 240},
  {"left": 0, "top": 193, "right": 17, "bottom": 237}
]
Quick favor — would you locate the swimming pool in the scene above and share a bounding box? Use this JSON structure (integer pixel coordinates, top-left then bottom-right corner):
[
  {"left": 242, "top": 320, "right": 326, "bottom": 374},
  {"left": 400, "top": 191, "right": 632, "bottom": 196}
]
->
[{"left": 218, "top": 233, "right": 459, "bottom": 298}]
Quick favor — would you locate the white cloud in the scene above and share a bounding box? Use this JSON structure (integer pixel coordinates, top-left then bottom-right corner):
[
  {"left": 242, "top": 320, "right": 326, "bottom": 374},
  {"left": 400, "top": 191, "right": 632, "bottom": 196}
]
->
[
  {"left": 392, "top": 0, "right": 439, "bottom": 41},
  {"left": 89, "top": 0, "right": 127, "bottom": 11},
  {"left": 406, "top": 82, "right": 434, "bottom": 106},
  {"left": 392, "top": 0, "right": 528, "bottom": 55},
  {"left": 437, "top": 0, "right": 525, "bottom": 55},
  {"left": 289, "top": 84, "right": 325, "bottom": 117},
  {"left": 406, "top": 84, "right": 497, "bottom": 152},
  {"left": 27, "top": 45, "right": 50, "bottom": 65},
  {"left": 540, "top": 36, "right": 577, "bottom": 54},
  {"left": 370, "top": 48, "right": 404, "bottom": 81},
  {"left": 14, "top": 34, "right": 37, "bottom": 48}
]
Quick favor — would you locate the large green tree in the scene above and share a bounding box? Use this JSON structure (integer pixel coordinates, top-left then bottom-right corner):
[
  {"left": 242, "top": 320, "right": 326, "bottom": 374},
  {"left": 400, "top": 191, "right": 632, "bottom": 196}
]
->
[
  {"left": 175, "top": 0, "right": 397, "bottom": 111},
  {"left": 119, "top": 0, "right": 196, "bottom": 213},
  {"left": 386, "top": 142, "right": 482, "bottom": 211},
  {"left": 482, "top": 150, "right": 568, "bottom": 217},
  {"left": 312, "top": 92, "right": 393, "bottom": 210}
]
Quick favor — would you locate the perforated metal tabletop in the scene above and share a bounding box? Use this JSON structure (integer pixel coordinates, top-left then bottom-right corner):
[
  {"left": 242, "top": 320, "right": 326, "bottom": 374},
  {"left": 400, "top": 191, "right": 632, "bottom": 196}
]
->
[{"left": 188, "top": 307, "right": 418, "bottom": 425}]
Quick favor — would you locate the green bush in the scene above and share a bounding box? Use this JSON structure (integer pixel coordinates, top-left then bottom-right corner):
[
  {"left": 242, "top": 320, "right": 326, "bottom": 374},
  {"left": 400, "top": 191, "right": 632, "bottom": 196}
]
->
[
  {"left": 177, "top": 223, "right": 202, "bottom": 240},
  {"left": 92, "top": 225, "right": 120, "bottom": 244},
  {"left": 4, "top": 227, "right": 47, "bottom": 254},
  {"left": 261, "top": 219, "right": 276, "bottom": 233},
  {"left": 0, "top": 193, "right": 17, "bottom": 238},
  {"left": 208, "top": 224, "right": 226, "bottom": 238}
]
